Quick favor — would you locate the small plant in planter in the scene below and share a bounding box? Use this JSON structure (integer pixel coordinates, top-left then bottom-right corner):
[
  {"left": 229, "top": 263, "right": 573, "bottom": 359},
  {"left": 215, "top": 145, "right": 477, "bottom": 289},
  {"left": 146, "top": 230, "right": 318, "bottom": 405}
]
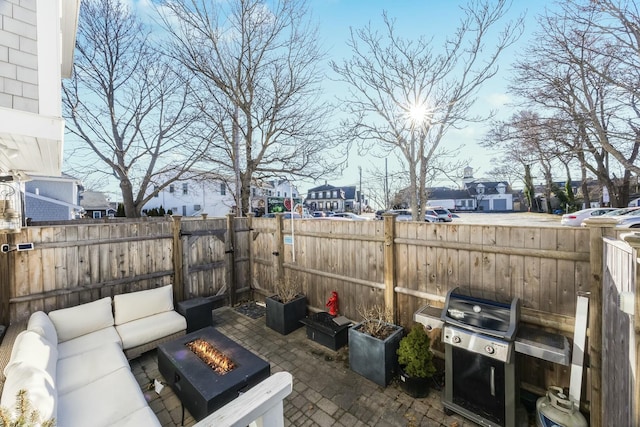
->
[
  {"left": 349, "top": 304, "right": 404, "bottom": 386},
  {"left": 397, "top": 323, "right": 436, "bottom": 398},
  {"left": 265, "top": 276, "right": 307, "bottom": 335},
  {"left": 0, "top": 389, "right": 56, "bottom": 426}
]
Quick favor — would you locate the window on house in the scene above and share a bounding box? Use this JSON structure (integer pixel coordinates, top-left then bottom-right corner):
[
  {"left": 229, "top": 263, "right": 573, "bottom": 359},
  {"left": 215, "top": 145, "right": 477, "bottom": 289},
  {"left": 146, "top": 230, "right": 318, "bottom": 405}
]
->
[
  {"left": 169, "top": 185, "right": 175, "bottom": 193},
  {"left": 154, "top": 185, "right": 159, "bottom": 197},
  {"left": 319, "top": 202, "right": 323, "bottom": 209},
  {"left": 332, "top": 191, "right": 337, "bottom": 198},
  {"left": 93, "top": 211, "right": 102, "bottom": 219},
  {"left": 194, "top": 204, "right": 201, "bottom": 211},
  {"left": 311, "top": 193, "right": 316, "bottom": 199},
  {"left": 182, "top": 183, "right": 188, "bottom": 195},
  {"left": 220, "top": 183, "right": 226, "bottom": 195},
  {"left": 182, "top": 206, "right": 187, "bottom": 216}
]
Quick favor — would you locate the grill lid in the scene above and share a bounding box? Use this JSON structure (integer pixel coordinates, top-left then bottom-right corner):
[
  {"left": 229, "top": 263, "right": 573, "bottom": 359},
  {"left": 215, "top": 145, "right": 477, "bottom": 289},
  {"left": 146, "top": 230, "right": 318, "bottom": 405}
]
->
[{"left": 441, "top": 286, "right": 520, "bottom": 341}]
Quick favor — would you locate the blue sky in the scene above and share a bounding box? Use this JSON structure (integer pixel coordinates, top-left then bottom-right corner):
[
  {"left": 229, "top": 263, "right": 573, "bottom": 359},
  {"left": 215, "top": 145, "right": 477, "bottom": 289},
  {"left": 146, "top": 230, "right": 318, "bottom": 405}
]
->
[{"left": 305, "top": 0, "right": 556, "bottom": 192}]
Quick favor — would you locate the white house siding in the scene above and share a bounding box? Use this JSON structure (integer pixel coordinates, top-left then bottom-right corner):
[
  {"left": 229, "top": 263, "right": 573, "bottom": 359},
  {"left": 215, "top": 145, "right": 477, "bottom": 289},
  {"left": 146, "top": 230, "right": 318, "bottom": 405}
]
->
[
  {"left": 144, "top": 180, "right": 235, "bottom": 218},
  {"left": 0, "top": 0, "right": 39, "bottom": 113}
]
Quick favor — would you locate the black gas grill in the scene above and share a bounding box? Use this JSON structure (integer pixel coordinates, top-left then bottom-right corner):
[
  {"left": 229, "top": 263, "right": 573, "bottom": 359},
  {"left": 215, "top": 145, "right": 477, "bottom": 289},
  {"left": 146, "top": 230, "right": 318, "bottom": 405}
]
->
[{"left": 441, "top": 287, "right": 521, "bottom": 427}]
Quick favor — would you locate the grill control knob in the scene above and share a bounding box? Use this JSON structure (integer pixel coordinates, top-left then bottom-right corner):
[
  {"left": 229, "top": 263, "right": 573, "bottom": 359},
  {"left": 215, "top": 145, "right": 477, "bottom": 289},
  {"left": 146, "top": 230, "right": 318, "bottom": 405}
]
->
[
  {"left": 485, "top": 345, "right": 495, "bottom": 354},
  {"left": 452, "top": 335, "right": 461, "bottom": 344}
]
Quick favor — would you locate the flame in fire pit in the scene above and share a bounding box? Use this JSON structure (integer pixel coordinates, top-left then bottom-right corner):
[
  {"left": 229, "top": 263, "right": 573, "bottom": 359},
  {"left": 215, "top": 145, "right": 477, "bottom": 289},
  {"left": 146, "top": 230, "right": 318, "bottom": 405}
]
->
[{"left": 186, "top": 339, "right": 236, "bottom": 375}]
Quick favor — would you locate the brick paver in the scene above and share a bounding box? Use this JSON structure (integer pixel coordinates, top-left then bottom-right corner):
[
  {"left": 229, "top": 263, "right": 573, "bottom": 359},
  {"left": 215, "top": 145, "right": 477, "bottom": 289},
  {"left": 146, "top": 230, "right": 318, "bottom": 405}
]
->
[{"left": 131, "top": 306, "right": 480, "bottom": 427}]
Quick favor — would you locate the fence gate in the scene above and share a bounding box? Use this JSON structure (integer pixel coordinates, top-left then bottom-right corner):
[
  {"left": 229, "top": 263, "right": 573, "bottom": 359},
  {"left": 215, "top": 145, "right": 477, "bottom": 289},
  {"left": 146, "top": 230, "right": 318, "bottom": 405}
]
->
[{"left": 602, "top": 237, "right": 635, "bottom": 425}]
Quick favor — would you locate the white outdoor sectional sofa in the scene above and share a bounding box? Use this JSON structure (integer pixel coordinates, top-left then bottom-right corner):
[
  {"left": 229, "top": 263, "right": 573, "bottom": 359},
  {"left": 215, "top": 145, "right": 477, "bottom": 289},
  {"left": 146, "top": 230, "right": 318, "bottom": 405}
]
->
[{"left": 0, "top": 284, "right": 187, "bottom": 426}]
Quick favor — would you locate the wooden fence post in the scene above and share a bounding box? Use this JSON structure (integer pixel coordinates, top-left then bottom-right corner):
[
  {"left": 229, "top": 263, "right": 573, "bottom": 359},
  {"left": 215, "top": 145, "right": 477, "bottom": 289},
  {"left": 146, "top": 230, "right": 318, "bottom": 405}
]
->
[
  {"left": 583, "top": 216, "right": 618, "bottom": 427},
  {"left": 622, "top": 231, "right": 640, "bottom": 426},
  {"left": 247, "top": 212, "right": 255, "bottom": 298},
  {"left": 0, "top": 233, "right": 10, "bottom": 325},
  {"left": 274, "top": 214, "right": 285, "bottom": 283},
  {"left": 383, "top": 213, "right": 397, "bottom": 323},
  {"left": 226, "top": 214, "right": 237, "bottom": 307},
  {"left": 171, "top": 215, "right": 184, "bottom": 303}
]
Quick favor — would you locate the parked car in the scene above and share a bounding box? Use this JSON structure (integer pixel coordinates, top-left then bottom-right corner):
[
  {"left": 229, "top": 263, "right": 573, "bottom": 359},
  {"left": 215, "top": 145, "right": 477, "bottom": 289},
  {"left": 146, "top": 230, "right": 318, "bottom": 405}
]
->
[
  {"left": 426, "top": 206, "right": 453, "bottom": 222},
  {"left": 374, "top": 210, "right": 385, "bottom": 220},
  {"left": 331, "top": 212, "right": 369, "bottom": 221},
  {"left": 313, "top": 211, "right": 327, "bottom": 217},
  {"left": 615, "top": 209, "right": 640, "bottom": 228},
  {"left": 560, "top": 208, "right": 617, "bottom": 227},
  {"left": 388, "top": 209, "right": 414, "bottom": 221}
]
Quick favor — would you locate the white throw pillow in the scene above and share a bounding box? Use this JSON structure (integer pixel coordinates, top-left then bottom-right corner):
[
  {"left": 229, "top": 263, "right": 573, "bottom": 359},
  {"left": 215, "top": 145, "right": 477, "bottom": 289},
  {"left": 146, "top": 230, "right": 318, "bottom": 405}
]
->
[
  {"left": 48, "top": 297, "right": 114, "bottom": 343},
  {"left": 114, "top": 285, "right": 174, "bottom": 325},
  {"left": 27, "top": 311, "right": 58, "bottom": 346}
]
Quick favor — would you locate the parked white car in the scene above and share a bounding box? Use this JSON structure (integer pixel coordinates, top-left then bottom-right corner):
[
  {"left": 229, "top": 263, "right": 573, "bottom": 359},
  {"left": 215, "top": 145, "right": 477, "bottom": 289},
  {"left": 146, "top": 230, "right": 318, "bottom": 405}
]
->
[
  {"left": 331, "top": 212, "right": 369, "bottom": 221},
  {"left": 560, "top": 208, "right": 617, "bottom": 227}
]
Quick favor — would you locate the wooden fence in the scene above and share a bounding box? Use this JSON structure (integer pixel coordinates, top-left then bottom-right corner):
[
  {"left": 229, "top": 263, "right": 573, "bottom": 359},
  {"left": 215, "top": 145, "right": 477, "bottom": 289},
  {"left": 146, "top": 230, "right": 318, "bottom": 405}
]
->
[{"left": 0, "top": 213, "right": 634, "bottom": 424}]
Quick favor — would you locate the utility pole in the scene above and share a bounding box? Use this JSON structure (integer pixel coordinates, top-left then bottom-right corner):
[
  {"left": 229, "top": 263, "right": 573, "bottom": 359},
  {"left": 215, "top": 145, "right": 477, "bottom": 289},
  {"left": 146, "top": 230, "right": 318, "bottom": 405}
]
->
[
  {"left": 358, "top": 166, "right": 362, "bottom": 214},
  {"left": 385, "top": 158, "right": 389, "bottom": 210}
]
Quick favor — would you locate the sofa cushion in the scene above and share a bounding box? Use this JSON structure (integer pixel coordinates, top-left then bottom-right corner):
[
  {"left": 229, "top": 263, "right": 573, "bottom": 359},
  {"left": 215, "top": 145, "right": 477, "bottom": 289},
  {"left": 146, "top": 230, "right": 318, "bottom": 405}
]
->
[
  {"left": 27, "top": 311, "right": 58, "bottom": 346},
  {"left": 111, "top": 406, "right": 162, "bottom": 427},
  {"left": 48, "top": 297, "right": 114, "bottom": 343},
  {"left": 57, "top": 367, "right": 149, "bottom": 427},
  {"left": 57, "top": 341, "right": 130, "bottom": 395},
  {"left": 114, "top": 285, "right": 175, "bottom": 325},
  {"left": 115, "top": 311, "right": 186, "bottom": 350},
  {"left": 0, "top": 364, "right": 57, "bottom": 423},
  {"left": 4, "top": 330, "right": 57, "bottom": 382},
  {"left": 57, "top": 326, "right": 122, "bottom": 359}
]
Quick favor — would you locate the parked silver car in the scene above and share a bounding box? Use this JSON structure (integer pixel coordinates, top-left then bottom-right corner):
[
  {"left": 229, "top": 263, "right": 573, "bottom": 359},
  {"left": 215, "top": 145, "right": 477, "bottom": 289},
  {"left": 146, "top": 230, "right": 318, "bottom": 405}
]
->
[{"left": 425, "top": 206, "right": 453, "bottom": 222}]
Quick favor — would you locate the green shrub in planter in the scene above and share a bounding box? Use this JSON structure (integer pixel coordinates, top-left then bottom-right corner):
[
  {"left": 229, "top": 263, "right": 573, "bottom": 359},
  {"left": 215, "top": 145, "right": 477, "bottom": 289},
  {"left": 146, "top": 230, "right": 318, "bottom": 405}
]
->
[{"left": 397, "top": 324, "right": 436, "bottom": 397}]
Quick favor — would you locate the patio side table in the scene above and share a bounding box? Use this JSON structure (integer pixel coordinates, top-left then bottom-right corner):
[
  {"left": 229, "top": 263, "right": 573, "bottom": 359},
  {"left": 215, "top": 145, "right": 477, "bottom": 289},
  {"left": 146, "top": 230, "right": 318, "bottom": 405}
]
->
[{"left": 177, "top": 297, "right": 215, "bottom": 333}]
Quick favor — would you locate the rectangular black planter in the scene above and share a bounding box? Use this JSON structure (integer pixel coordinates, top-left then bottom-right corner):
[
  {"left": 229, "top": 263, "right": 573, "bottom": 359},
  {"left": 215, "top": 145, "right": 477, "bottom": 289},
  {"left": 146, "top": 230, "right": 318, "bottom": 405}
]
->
[
  {"left": 349, "top": 322, "right": 404, "bottom": 386},
  {"left": 265, "top": 294, "right": 307, "bottom": 335},
  {"left": 300, "top": 312, "right": 351, "bottom": 351}
]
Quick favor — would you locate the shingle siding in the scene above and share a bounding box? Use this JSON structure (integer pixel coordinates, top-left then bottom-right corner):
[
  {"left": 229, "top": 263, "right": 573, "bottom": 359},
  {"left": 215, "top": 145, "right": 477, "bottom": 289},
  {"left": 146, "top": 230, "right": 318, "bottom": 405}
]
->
[
  {"left": 0, "top": 0, "right": 39, "bottom": 114},
  {"left": 26, "top": 197, "right": 72, "bottom": 222}
]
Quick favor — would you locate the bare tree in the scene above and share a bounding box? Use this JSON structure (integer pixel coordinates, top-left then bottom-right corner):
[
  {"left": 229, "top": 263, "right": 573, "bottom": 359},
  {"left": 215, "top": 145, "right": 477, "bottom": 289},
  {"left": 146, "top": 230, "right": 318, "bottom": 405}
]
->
[
  {"left": 509, "top": 0, "right": 640, "bottom": 207},
  {"left": 157, "top": 0, "right": 342, "bottom": 216},
  {"left": 330, "top": 1, "right": 523, "bottom": 221},
  {"left": 63, "top": 0, "right": 208, "bottom": 217}
]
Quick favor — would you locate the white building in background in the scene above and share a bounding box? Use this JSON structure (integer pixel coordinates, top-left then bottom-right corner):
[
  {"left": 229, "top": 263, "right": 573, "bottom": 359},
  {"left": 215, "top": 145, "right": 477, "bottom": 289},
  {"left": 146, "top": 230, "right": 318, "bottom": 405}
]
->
[{"left": 142, "top": 174, "right": 300, "bottom": 218}]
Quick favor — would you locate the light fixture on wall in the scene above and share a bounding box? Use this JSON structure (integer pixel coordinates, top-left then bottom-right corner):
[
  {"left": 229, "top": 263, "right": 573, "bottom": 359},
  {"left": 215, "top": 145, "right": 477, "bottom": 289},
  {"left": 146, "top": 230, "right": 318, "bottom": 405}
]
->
[{"left": 0, "top": 180, "right": 22, "bottom": 233}]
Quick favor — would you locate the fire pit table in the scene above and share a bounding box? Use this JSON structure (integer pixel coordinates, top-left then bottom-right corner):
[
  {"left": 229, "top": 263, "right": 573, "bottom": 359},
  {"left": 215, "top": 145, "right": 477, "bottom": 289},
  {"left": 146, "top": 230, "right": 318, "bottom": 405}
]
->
[{"left": 158, "top": 326, "right": 270, "bottom": 421}]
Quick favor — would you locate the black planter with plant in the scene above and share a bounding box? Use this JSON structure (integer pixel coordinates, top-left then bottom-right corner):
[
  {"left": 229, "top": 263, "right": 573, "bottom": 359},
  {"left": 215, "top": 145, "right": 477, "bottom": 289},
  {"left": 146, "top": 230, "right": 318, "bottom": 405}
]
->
[
  {"left": 265, "top": 278, "right": 306, "bottom": 335},
  {"left": 348, "top": 305, "right": 403, "bottom": 387},
  {"left": 397, "top": 323, "right": 436, "bottom": 398}
]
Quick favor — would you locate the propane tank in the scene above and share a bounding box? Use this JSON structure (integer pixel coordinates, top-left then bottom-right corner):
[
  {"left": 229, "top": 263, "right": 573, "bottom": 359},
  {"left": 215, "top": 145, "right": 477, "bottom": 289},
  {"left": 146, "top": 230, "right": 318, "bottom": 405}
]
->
[{"left": 536, "top": 386, "right": 587, "bottom": 427}]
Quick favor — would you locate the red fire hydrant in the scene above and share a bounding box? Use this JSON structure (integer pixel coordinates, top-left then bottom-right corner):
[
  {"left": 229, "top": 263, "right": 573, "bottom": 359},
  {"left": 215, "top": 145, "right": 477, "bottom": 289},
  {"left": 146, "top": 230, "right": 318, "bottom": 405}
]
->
[{"left": 326, "top": 291, "right": 339, "bottom": 316}]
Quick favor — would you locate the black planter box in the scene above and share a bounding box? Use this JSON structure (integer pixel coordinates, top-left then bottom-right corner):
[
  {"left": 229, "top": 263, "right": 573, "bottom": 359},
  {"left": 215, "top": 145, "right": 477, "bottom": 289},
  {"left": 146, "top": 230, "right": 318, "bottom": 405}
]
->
[
  {"left": 265, "top": 294, "right": 307, "bottom": 335},
  {"left": 349, "top": 322, "right": 404, "bottom": 387},
  {"left": 300, "top": 312, "right": 351, "bottom": 351},
  {"left": 399, "top": 367, "right": 431, "bottom": 398}
]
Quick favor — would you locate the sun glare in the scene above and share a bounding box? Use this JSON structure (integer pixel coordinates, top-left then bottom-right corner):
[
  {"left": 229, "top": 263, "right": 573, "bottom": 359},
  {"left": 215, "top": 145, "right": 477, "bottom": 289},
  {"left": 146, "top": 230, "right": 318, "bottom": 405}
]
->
[{"left": 407, "top": 103, "right": 428, "bottom": 126}]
